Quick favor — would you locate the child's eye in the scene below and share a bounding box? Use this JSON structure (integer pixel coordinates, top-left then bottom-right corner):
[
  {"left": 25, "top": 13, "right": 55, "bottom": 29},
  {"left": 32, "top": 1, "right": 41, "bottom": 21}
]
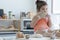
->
[
  {"left": 42, "top": 8, "right": 45, "bottom": 10},
  {"left": 46, "top": 8, "right": 47, "bottom": 10},
  {"left": 42, "top": 8, "right": 47, "bottom": 11}
]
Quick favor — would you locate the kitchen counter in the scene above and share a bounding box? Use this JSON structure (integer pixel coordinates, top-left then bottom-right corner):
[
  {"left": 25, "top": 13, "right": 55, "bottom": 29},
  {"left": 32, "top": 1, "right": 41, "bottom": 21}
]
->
[
  {"left": 0, "top": 35, "right": 60, "bottom": 40},
  {"left": 21, "top": 29, "right": 34, "bottom": 34},
  {"left": 7, "top": 38, "right": 60, "bottom": 40}
]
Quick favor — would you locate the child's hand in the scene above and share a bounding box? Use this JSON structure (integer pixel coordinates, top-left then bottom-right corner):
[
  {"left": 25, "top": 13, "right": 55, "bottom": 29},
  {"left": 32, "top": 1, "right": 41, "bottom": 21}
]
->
[
  {"left": 38, "top": 12, "right": 47, "bottom": 18},
  {"left": 31, "top": 15, "right": 39, "bottom": 27},
  {"left": 36, "top": 30, "right": 45, "bottom": 35}
]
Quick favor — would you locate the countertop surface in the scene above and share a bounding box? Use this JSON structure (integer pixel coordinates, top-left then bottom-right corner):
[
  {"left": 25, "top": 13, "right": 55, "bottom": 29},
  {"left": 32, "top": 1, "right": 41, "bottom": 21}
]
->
[{"left": 0, "top": 36, "right": 59, "bottom": 40}]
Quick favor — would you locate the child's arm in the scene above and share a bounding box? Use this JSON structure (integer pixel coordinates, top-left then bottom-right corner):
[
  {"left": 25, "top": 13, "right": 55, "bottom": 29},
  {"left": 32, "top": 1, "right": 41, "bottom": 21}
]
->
[
  {"left": 30, "top": 15, "right": 40, "bottom": 28},
  {"left": 47, "top": 15, "right": 52, "bottom": 28}
]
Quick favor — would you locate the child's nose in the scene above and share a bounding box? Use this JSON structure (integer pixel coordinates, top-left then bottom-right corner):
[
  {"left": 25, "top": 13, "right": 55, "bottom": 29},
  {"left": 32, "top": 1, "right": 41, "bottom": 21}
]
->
[{"left": 44, "top": 10, "right": 47, "bottom": 13}]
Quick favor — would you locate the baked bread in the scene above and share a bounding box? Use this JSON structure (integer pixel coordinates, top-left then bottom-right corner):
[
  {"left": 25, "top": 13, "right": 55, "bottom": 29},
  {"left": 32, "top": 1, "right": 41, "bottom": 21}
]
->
[{"left": 16, "top": 32, "right": 24, "bottom": 38}]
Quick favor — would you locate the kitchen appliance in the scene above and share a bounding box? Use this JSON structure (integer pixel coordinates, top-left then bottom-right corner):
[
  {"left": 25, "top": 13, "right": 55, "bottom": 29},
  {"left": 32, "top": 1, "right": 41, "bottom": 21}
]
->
[{"left": 20, "top": 19, "right": 34, "bottom": 31}]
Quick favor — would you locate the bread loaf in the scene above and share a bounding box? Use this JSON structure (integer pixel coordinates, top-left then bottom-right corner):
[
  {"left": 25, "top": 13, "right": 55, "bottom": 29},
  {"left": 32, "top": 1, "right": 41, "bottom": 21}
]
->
[{"left": 16, "top": 32, "right": 24, "bottom": 38}]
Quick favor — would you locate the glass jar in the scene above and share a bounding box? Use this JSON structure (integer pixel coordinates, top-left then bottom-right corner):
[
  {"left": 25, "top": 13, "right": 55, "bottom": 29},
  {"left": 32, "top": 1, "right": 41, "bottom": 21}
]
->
[
  {"left": 12, "top": 15, "right": 15, "bottom": 19},
  {"left": 8, "top": 11, "right": 12, "bottom": 19},
  {"left": 2, "top": 14, "right": 7, "bottom": 19}
]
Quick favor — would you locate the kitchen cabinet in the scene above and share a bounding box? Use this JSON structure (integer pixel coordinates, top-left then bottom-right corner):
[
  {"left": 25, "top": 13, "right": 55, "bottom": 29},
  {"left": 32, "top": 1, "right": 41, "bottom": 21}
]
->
[{"left": 0, "top": 19, "right": 20, "bottom": 34}]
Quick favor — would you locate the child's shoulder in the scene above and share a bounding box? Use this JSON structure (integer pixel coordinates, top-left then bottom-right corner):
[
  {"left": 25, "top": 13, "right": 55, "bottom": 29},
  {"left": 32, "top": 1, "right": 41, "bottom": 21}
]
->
[
  {"left": 46, "top": 14, "right": 50, "bottom": 17},
  {"left": 32, "top": 14, "right": 39, "bottom": 20}
]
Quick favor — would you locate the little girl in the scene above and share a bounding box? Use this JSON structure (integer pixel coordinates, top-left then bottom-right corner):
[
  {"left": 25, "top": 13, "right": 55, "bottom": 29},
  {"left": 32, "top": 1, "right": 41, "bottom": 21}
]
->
[{"left": 31, "top": 0, "right": 52, "bottom": 32}]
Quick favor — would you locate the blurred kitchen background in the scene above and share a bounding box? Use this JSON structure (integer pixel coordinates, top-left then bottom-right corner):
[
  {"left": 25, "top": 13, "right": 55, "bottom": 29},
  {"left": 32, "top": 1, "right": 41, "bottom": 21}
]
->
[
  {"left": 0, "top": 0, "right": 60, "bottom": 38},
  {"left": 0, "top": 0, "right": 59, "bottom": 29}
]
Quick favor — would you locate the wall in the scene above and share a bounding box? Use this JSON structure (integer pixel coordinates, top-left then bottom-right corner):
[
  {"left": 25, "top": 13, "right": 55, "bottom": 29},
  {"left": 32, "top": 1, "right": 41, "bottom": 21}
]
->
[
  {"left": 0, "top": 0, "right": 37, "bottom": 27},
  {"left": 0, "top": 0, "right": 36, "bottom": 19}
]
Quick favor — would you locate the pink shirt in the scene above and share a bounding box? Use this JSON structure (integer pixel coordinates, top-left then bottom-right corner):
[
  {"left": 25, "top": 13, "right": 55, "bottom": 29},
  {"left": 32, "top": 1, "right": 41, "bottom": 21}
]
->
[{"left": 34, "top": 16, "right": 49, "bottom": 32}]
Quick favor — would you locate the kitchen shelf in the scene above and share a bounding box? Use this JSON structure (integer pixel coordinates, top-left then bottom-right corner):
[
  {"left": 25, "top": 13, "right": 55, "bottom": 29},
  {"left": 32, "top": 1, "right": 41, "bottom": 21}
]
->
[
  {"left": 0, "top": 19, "right": 20, "bottom": 20},
  {"left": 0, "top": 19, "right": 20, "bottom": 34},
  {"left": 0, "top": 32, "right": 18, "bottom": 34},
  {"left": 0, "top": 29, "right": 19, "bottom": 31},
  {"left": 22, "top": 29, "right": 34, "bottom": 31}
]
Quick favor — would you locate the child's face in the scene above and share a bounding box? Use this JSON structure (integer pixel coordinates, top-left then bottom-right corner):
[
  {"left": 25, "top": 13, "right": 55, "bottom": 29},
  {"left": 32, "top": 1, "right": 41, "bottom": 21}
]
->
[{"left": 39, "top": 5, "right": 48, "bottom": 14}]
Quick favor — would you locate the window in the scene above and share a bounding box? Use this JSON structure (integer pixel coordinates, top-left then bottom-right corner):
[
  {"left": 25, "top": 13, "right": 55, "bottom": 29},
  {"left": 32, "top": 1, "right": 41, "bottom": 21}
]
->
[
  {"left": 52, "top": 0, "right": 60, "bottom": 14},
  {"left": 47, "top": 0, "right": 60, "bottom": 30}
]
